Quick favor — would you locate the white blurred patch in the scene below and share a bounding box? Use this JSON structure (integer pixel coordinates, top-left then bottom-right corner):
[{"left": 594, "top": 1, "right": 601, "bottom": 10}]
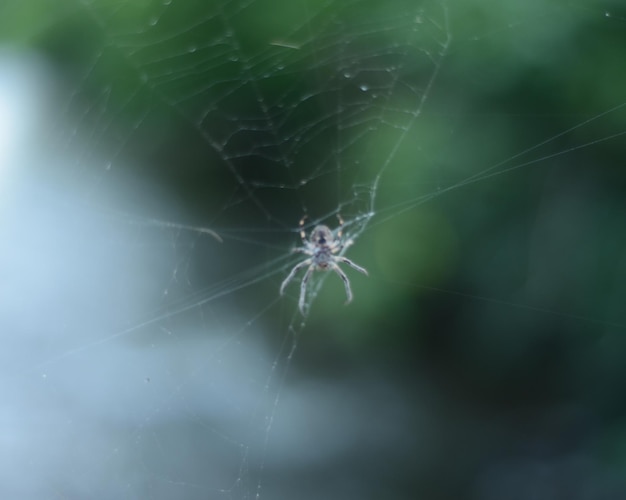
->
[{"left": 0, "top": 50, "right": 51, "bottom": 187}]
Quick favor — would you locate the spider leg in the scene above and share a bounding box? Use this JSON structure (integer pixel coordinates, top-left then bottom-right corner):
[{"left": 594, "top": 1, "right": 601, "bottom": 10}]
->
[
  {"left": 333, "top": 237, "right": 353, "bottom": 254},
  {"left": 292, "top": 246, "right": 313, "bottom": 255},
  {"left": 299, "top": 265, "right": 314, "bottom": 314},
  {"left": 331, "top": 263, "right": 354, "bottom": 305},
  {"left": 280, "top": 259, "right": 312, "bottom": 296},
  {"left": 335, "top": 214, "right": 344, "bottom": 240},
  {"left": 337, "top": 256, "right": 368, "bottom": 276},
  {"left": 299, "top": 215, "right": 308, "bottom": 245}
]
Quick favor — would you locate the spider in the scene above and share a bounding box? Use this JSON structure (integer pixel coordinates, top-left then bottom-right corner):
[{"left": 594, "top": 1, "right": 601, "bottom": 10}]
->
[{"left": 280, "top": 215, "right": 368, "bottom": 314}]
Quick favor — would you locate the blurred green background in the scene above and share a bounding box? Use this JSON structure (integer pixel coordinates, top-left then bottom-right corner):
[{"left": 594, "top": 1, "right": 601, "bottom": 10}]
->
[{"left": 1, "top": 0, "right": 625, "bottom": 498}]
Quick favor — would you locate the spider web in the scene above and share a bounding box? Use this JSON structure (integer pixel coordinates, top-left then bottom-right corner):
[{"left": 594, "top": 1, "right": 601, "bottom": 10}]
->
[{"left": 2, "top": 0, "right": 626, "bottom": 499}]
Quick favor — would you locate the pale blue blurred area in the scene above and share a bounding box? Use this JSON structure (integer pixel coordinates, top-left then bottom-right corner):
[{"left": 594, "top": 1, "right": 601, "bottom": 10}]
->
[
  {"left": 0, "top": 0, "right": 625, "bottom": 498},
  {"left": 0, "top": 51, "right": 269, "bottom": 498}
]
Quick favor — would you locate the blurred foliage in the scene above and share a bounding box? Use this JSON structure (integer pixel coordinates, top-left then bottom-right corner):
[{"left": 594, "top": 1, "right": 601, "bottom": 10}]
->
[{"left": 2, "top": 0, "right": 626, "bottom": 497}]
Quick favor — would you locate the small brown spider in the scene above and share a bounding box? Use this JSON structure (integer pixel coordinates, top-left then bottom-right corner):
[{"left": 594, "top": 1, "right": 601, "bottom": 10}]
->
[{"left": 280, "top": 215, "right": 368, "bottom": 314}]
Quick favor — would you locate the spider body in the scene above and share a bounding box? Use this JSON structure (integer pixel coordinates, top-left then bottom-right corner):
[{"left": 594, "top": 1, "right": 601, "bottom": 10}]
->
[
  {"left": 307, "top": 225, "right": 334, "bottom": 269},
  {"left": 280, "top": 216, "right": 368, "bottom": 314}
]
